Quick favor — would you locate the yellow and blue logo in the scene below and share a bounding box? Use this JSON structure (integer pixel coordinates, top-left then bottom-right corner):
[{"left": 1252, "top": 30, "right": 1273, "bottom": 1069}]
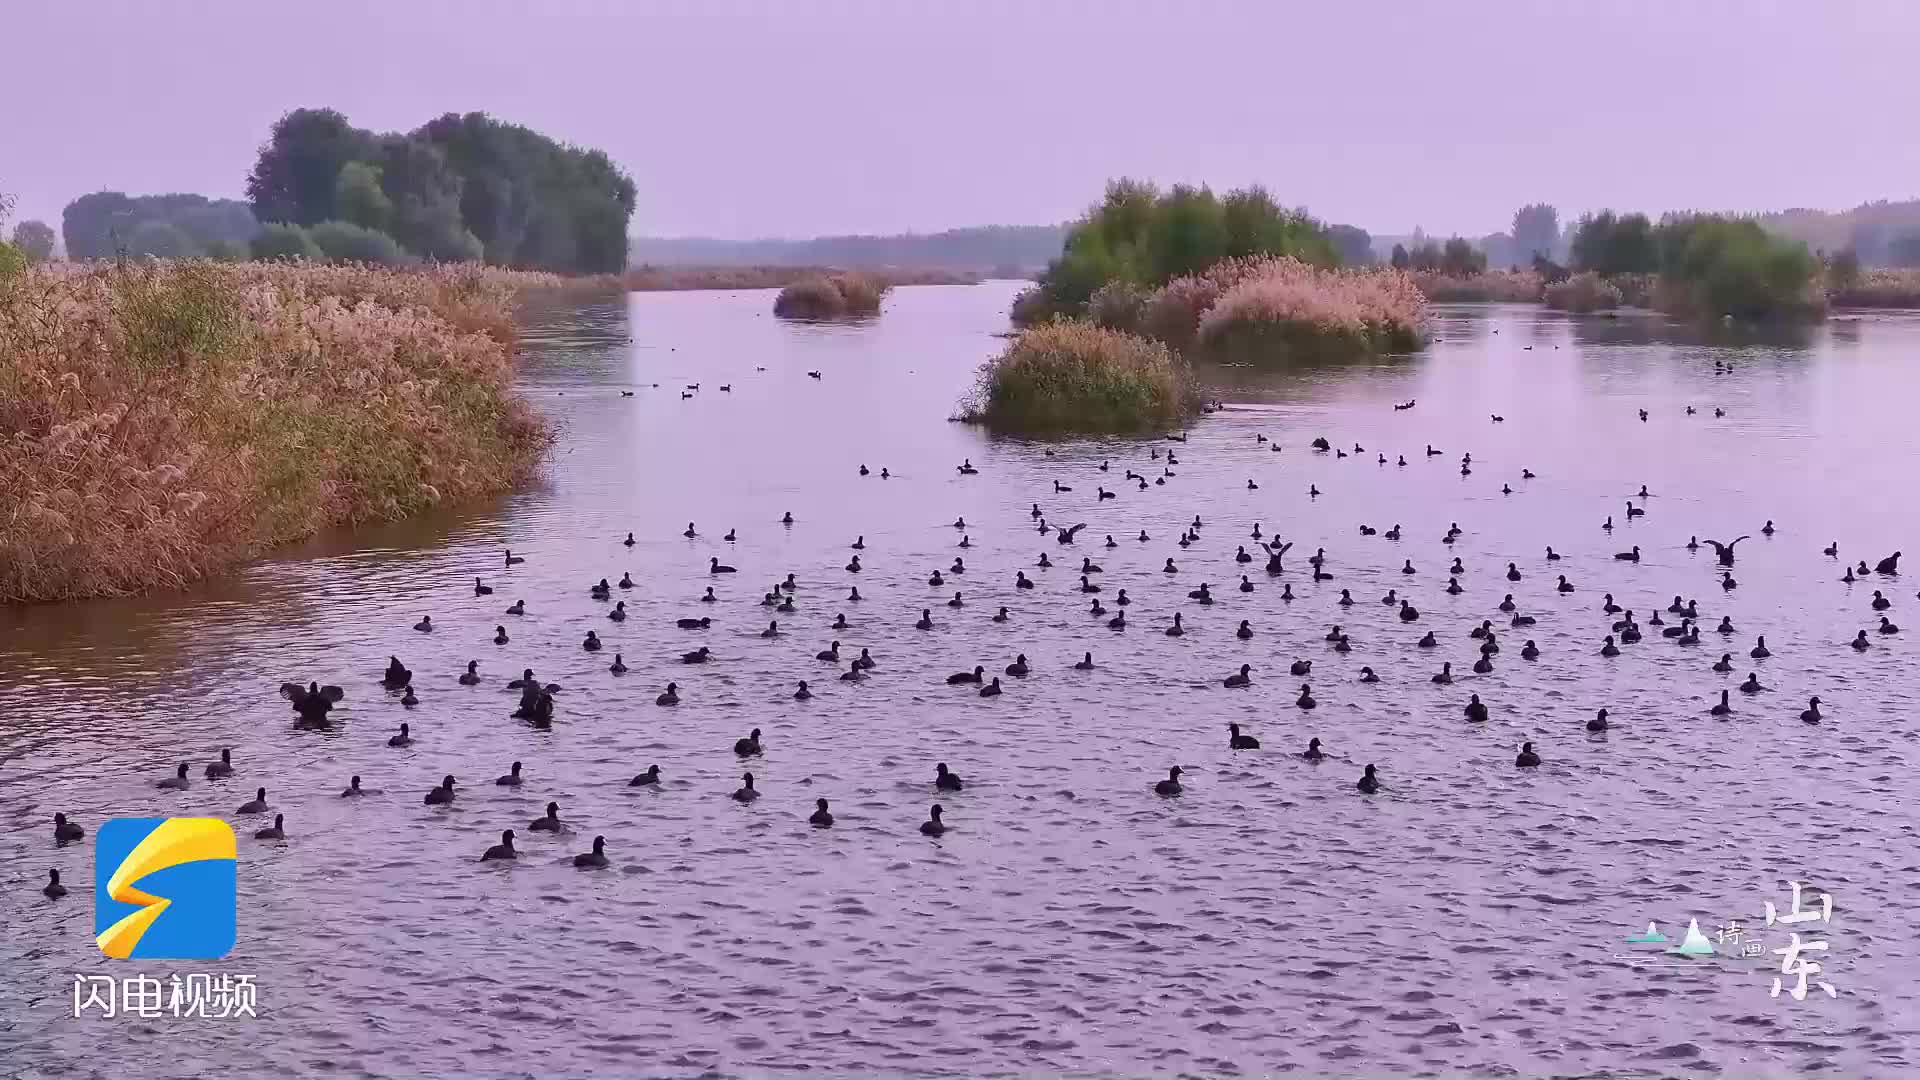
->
[{"left": 94, "top": 817, "right": 236, "bottom": 959}]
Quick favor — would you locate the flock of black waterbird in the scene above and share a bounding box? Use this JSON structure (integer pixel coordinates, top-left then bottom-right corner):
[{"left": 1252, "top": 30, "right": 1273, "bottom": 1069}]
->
[{"left": 36, "top": 406, "right": 1910, "bottom": 894}]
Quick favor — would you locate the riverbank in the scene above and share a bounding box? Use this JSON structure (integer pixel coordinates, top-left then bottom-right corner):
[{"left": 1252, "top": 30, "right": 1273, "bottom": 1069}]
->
[{"left": 0, "top": 260, "right": 555, "bottom": 603}]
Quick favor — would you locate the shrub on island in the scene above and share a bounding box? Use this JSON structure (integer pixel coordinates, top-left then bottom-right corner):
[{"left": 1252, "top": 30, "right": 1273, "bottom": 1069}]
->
[
  {"left": 957, "top": 320, "right": 1200, "bottom": 435},
  {"left": 772, "top": 272, "right": 889, "bottom": 318}
]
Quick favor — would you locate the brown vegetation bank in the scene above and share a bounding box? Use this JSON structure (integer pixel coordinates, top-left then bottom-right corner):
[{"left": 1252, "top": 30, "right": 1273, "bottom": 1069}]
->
[{"left": 0, "top": 260, "right": 558, "bottom": 603}]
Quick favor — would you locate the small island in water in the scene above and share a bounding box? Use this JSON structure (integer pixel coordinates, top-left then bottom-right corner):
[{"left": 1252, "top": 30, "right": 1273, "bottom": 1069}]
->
[
  {"left": 964, "top": 177, "right": 1864, "bottom": 436},
  {"left": 773, "top": 270, "right": 891, "bottom": 319},
  {"left": 973, "top": 179, "right": 1427, "bottom": 435}
]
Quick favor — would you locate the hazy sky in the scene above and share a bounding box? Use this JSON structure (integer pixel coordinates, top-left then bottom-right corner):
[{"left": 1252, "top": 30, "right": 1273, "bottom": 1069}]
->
[{"left": 4, "top": 0, "right": 1916, "bottom": 240}]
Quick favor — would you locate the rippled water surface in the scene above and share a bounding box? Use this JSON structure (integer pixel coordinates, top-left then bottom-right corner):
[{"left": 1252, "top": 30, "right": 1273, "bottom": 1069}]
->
[{"left": 5, "top": 283, "right": 1918, "bottom": 1078}]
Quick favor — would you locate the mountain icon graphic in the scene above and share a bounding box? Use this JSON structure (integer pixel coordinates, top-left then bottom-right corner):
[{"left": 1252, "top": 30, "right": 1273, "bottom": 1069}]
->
[
  {"left": 1669, "top": 918, "right": 1716, "bottom": 957},
  {"left": 1626, "top": 922, "right": 1667, "bottom": 943}
]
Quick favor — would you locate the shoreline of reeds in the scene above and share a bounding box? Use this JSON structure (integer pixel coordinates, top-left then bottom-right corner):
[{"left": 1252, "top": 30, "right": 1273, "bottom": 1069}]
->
[
  {"left": 0, "top": 259, "right": 559, "bottom": 604},
  {"left": 1826, "top": 269, "right": 1920, "bottom": 309},
  {"left": 1051, "top": 256, "right": 1430, "bottom": 359},
  {"left": 1544, "top": 272, "right": 1623, "bottom": 313},
  {"left": 1409, "top": 270, "right": 1544, "bottom": 304},
  {"left": 987, "top": 257, "right": 1424, "bottom": 433}
]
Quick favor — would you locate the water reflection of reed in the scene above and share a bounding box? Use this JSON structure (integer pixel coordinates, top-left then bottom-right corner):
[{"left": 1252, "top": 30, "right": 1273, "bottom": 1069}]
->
[{"left": 1562, "top": 308, "right": 1818, "bottom": 351}]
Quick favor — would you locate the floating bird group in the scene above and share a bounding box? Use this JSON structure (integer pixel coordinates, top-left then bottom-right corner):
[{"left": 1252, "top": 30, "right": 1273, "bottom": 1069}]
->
[{"left": 39, "top": 398, "right": 1910, "bottom": 896}]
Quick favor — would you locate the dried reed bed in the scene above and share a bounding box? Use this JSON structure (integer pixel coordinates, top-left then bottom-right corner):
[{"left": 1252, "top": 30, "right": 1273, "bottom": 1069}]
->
[
  {"left": 1544, "top": 272, "right": 1623, "bottom": 313},
  {"left": 1197, "top": 257, "right": 1429, "bottom": 355},
  {"left": 0, "top": 260, "right": 554, "bottom": 602},
  {"left": 1410, "top": 270, "right": 1544, "bottom": 303},
  {"left": 958, "top": 320, "right": 1200, "bottom": 434},
  {"left": 1828, "top": 269, "right": 1920, "bottom": 309},
  {"left": 773, "top": 271, "right": 890, "bottom": 319},
  {"left": 1086, "top": 281, "right": 1151, "bottom": 335}
]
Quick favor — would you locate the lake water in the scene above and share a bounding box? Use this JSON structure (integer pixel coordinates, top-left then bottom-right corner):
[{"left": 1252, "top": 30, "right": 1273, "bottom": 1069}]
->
[{"left": 4, "top": 282, "right": 1917, "bottom": 1078}]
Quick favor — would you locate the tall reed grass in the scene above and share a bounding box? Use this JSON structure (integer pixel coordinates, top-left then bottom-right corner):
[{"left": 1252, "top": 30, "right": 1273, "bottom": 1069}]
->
[
  {"left": 1196, "top": 258, "right": 1428, "bottom": 356},
  {"left": 1086, "top": 281, "right": 1151, "bottom": 335},
  {"left": 1543, "top": 272, "right": 1622, "bottom": 313},
  {"left": 772, "top": 271, "right": 891, "bottom": 318},
  {"left": 1827, "top": 269, "right": 1920, "bottom": 309},
  {"left": 1409, "top": 270, "right": 1544, "bottom": 303},
  {"left": 0, "top": 260, "right": 554, "bottom": 602},
  {"left": 957, "top": 320, "right": 1200, "bottom": 434}
]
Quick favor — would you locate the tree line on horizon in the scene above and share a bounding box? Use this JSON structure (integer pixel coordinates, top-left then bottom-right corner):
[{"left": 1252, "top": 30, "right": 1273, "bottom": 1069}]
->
[
  {"left": 631, "top": 225, "right": 1069, "bottom": 275},
  {"left": 49, "top": 109, "right": 635, "bottom": 274},
  {"left": 1385, "top": 202, "right": 1564, "bottom": 276},
  {"left": 1388, "top": 199, "right": 1920, "bottom": 276},
  {"left": 21, "top": 159, "right": 1920, "bottom": 281}
]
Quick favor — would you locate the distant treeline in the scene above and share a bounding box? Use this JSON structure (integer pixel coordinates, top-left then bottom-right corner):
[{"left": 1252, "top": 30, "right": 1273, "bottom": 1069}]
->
[
  {"left": 56, "top": 109, "right": 635, "bottom": 273},
  {"left": 1377, "top": 199, "right": 1920, "bottom": 276},
  {"left": 1394, "top": 206, "right": 1827, "bottom": 318},
  {"left": 1378, "top": 203, "right": 1565, "bottom": 273},
  {"left": 62, "top": 193, "right": 259, "bottom": 261},
  {"left": 1755, "top": 199, "right": 1920, "bottom": 267},
  {"left": 631, "top": 225, "right": 1067, "bottom": 275},
  {"left": 1565, "top": 210, "right": 1823, "bottom": 318},
  {"left": 626, "top": 265, "right": 975, "bottom": 291}
]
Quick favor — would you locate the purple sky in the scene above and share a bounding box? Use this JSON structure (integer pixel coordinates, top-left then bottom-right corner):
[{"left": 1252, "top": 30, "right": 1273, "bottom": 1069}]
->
[{"left": 4, "top": 0, "right": 1916, "bottom": 240}]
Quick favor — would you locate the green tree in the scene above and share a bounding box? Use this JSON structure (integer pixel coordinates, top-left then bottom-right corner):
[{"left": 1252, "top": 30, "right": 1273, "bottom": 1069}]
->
[
  {"left": 202, "top": 239, "right": 245, "bottom": 262},
  {"left": 1042, "top": 231, "right": 1124, "bottom": 309},
  {"left": 1390, "top": 243, "right": 1409, "bottom": 270},
  {"left": 1570, "top": 212, "right": 1614, "bottom": 273},
  {"left": 416, "top": 112, "right": 636, "bottom": 272},
  {"left": 0, "top": 191, "right": 18, "bottom": 276},
  {"left": 1511, "top": 203, "right": 1559, "bottom": 261},
  {"left": 334, "top": 161, "right": 393, "bottom": 232},
  {"left": 1327, "top": 224, "right": 1373, "bottom": 266},
  {"left": 308, "top": 220, "right": 409, "bottom": 265},
  {"left": 170, "top": 200, "right": 258, "bottom": 250},
  {"left": 251, "top": 222, "right": 323, "bottom": 261},
  {"left": 241, "top": 107, "right": 634, "bottom": 271},
  {"left": 1610, "top": 213, "right": 1657, "bottom": 275},
  {"left": 567, "top": 190, "right": 632, "bottom": 273},
  {"left": 62, "top": 191, "right": 256, "bottom": 259},
  {"left": 1441, "top": 236, "right": 1487, "bottom": 276},
  {"left": 1828, "top": 248, "right": 1862, "bottom": 289},
  {"left": 1889, "top": 228, "right": 1920, "bottom": 268},
  {"left": 1478, "top": 232, "right": 1516, "bottom": 270},
  {"left": 62, "top": 191, "right": 137, "bottom": 258},
  {"left": 1654, "top": 213, "right": 1821, "bottom": 319},
  {"left": 1406, "top": 242, "right": 1444, "bottom": 272},
  {"left": 1146, "top": 184, "right": 1228, "bottom": 281},
  {"left": 246, "top": 108, "right": 378, "bottom": 226},
  {"left": 1034, "top": 178, "right": 1336, "bottom": 313},
  {"left": 11, "top": 219, "right": 56, "bottom": 262},
  {"left": 1571, "top": 211, "right": 1658, "bottom": 276},
  {"left": 1218, "top": 186, "right": 1332, "bottom": 266},
  {"left": 376, "top": 135, "right": 467, "bottom": 259},
  {"left": 1087, "top": 178, "right": 1160, "bottom": 271},
  {"left": 1846, "top": 222, "right": 1888, "bottom": 266},
  {"left": 125, "top": 220, "right": 200, "bottom": 258}
]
